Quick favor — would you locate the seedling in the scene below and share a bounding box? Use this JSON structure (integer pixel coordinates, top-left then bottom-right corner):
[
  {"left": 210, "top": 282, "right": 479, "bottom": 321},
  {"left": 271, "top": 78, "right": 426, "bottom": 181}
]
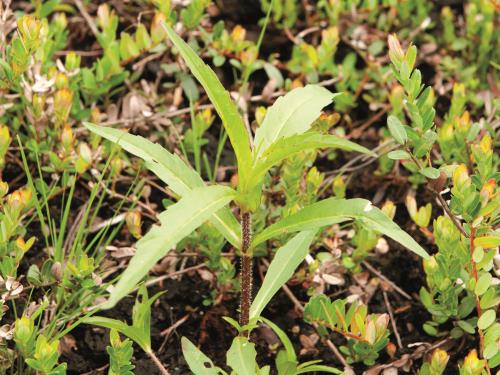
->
[{"left": 85, "top": 23, "right": 428, "bottom": 373}]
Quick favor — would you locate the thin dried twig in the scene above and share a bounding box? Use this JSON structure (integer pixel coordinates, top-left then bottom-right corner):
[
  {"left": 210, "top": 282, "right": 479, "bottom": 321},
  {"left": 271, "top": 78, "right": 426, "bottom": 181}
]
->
[
  {"left": 362, "top": 261, "right": 412, "bottom": 300},
  {"left": 382, "top": 288, "right": 403, "bottom": 350},
  {"left": 73, "top": 0, "right": 99, "bottom": 38}
]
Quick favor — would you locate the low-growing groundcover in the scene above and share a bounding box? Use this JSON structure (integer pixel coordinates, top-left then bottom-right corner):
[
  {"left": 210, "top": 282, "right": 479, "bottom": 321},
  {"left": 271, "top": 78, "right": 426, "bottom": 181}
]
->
[{"left": 0, "top": 1, "right": 498, "bottom": 374}]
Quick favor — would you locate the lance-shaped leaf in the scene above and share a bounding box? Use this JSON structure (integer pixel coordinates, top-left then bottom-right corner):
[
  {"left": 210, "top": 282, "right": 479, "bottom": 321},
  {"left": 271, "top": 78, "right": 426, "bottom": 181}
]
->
[
  {"left": 253, "top": 85, "right": 339, "bottom": 157},
  {"left": 227, "top": 337, "right": 259, "bottom": 375},
  {"left": 252, "top": 198, "right": 429, "bottom": 259},
  {"left": 103, "top": 185, "right": 236, "bottom": 308},
  {"left": 250, "top": 231, "right": 316, "bottom": 319},
  {"left": 181, "top": 337, "right": 221, "bottom": 375},
  {"left": 161, "top": 23, "right": 252, "bottom": 186},
  {"left": 84, "top": 122, "right": 241, "bottom": 248},
  {"left": 250, "top": 132, "right": 374, "bottom": 183},
  {"left": 82, "top": 286, "right": 160, "bottom": 352}
]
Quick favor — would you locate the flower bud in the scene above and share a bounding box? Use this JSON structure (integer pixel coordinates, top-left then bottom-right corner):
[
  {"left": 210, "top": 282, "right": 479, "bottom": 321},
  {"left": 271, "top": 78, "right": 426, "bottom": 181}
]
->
[
  {"left": 32, "top": 94, "right": 46, "bottom": 119},
  {"left": 97, "top": 4, "right": 114, "bottom": 30},
  {"left": 54, "top": 88, "right": 73, "bottom": 126},
  {"left": 0, "top": 125, "right": 11, "bottom": 167},
  {"left": 460, "top": 350, "right": 486, "bottom": 375},
  {"left": 75, "top": 143, "right": 92, "bottom": 174},
  {"left": 382, "top": 200, "right": 396, "bottom": 220},
  {"left": 479, "top": 179, "right": 496, "bottom": 206},
  {"left": 231, "top": 25, "right": 246, "bottom": 43},
  {"left": 60, "top": 125, "right": 74, "bottom": 155},
  {"left": 65, "top": 52, "right": 81, "bottom": 71},
  {"left": 55, "top": 73, "right": 69, "bottom": 89},
  {"left": 53, "top": 13, "right": 67, "bottom": 30},
  {"left": 0, "top": 181, "right": 9, "bottom": 198},
  {"left": 388, "top": 34, "right": 404, "bottom": 66},
  {"left": 151, "top": 12, "right": 167, "bottom": 44},
  {"left": 452, "top": 164, "right": 470, "bottom": 189},
  {"left": 332, "top": 175, "right": 346, "bottom": 198},
  {"left": 125, "top": 210, "right": 142, "bottom": 239},
  {"left": 17, "top": 16, "right": 42, "bottom": 50}
]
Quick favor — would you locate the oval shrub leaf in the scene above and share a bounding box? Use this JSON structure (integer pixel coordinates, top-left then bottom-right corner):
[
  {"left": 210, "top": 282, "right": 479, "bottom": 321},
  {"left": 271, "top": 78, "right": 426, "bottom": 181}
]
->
[
  {"left": 387, "top": 115, "right": 407, "bottom": 144},
  {"left": 420, "top": 167, "right": 441, "bottom": 179},
  {"left": 387, "top": 150, "right": 411, "bottom": 160}
]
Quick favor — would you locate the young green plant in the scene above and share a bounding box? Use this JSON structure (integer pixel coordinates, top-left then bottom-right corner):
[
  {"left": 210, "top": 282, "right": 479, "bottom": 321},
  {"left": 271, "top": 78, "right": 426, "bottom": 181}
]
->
[{"left": 84, "top": 25, "right": 428, "bottom": 372}]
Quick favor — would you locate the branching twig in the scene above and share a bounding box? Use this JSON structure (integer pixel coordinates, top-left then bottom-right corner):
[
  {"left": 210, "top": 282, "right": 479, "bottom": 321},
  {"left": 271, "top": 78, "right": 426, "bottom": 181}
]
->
[
  {"left": 362, "top": 261, "right": 412, "bottom": 300},
  {"left": 382, "top": 288, "right": 403, "bottom": 350}
]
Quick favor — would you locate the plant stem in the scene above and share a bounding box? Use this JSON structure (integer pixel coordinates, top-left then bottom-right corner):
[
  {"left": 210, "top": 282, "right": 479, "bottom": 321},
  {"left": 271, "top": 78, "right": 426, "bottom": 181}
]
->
[
  {"left": 405, "top": 146, "right": 468, "bottom": 237},
  {"left": 239, "top": 212, "right": 252, "bottom": 333},
  {"left": 469, "top": 227, "right": 491, "bottom": 375},
  {"left": 147, "top": 350, "right": 170, "bottom": 375}
]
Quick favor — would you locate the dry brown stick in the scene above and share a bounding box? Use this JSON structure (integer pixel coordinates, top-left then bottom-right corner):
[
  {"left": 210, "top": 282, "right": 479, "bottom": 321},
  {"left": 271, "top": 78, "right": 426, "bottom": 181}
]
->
[
  {"left": 362, "top": 261, "right": 412, "bottom": 300},
  {"left": 143, "top": 263, "right": 207, "bottom": 288},
  {"left": 73, "top": 0, "right": 99, "bottom": 38},
  {"left": 146, "top": 351, "right": 170, "bottom": 375},
  {"left": 382, "top": 288, "right": 403, "bottom": 350}
]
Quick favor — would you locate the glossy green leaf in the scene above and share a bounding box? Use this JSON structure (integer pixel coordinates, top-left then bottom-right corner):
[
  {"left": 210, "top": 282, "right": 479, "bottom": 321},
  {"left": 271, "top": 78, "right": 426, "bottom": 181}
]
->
[
  {"left": 161, "top": 23, "right": 252, "bottom": 185},
  {"left": 103, "top": 185, "right": 236, "bottom": 308},
  {"left": 419, "top": 167, "right": 440, "bottom": 179},
  {"left": 181, "top": 337, "right": 220, "bottom": 375},
  {"left": 250, "top": 231, "right": 316, "bottom": 319},
  {"left": 474, "top": 235, "right": 500, "bottom": 249},
  {"left": 253, "top": 85, "right": 339, "bottom": 156},
  {"left": 252, "top": 198, "right": 429, "bottom": 259},
  {"left": 227, "top": 337, "right": 258, "bottom": 375},
  {"left": 84, "top": 122, "right": 241, "bottom": 248},
  {"left": 387, "top": 150, "right": 411, "bottom": 160},
  {"left": 387, "top": 115, "right": 407, "bottom": 145},
  {"left": 478, "top": 309, "right": 496, "bottom": 330},
  {"left": 475, "top": 273, "right": 492, "bottom": 296}
]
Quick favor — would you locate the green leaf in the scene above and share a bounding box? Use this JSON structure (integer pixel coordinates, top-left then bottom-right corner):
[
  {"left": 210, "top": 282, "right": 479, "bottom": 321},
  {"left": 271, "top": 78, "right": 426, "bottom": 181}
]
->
[
  {"left": 419, "top": 167, "right": 440, "bottom": 179},
  {"left": 478, "top": 310, "right": 496, "bottom": 330},
  {"left": 296, "top": 365, "right": 343, "bottom": 374},
  {"left": 82, "top": 317, "right": 150, "bottom": 352},
  {"left": 250, "top": 132, "right": 374, "bottom": 186},
  {"left": 161, "top": 23, "right": 252, "bottom": 185},
  {"left": 227, "top": 337, "right": 258, "bottom": 375},
  {"left": 250, "top": 231, "right": 316, "bottom": 319},
  {"left": 84, "top": 122, "right": 241, "bottom": 248},
  {"left": 475, "top": 273, "right": 492, "bottom": 296},
  {"left": 387, "top": 150, "right": 411, "bottom": 160},
  {"left": 474, "top": 235, "right": 500, "bottom": 249},
  {"left": 253, "top": 85, "right": 339, "bottom": 156},
  {"left": 259, "top": 318, "right": 297, "bottom": 364},
  {"left": 181, "top": 337, "right": 220, "bottom": 375},
  {"left": 252, "top": 198, "right": 429, "bottom": 259},
  {"left": 103, "top": 186, "right": 236, "bottom": 309},
  {"left": 387, "top": 115, "right": 407, "bottom": 144}
]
